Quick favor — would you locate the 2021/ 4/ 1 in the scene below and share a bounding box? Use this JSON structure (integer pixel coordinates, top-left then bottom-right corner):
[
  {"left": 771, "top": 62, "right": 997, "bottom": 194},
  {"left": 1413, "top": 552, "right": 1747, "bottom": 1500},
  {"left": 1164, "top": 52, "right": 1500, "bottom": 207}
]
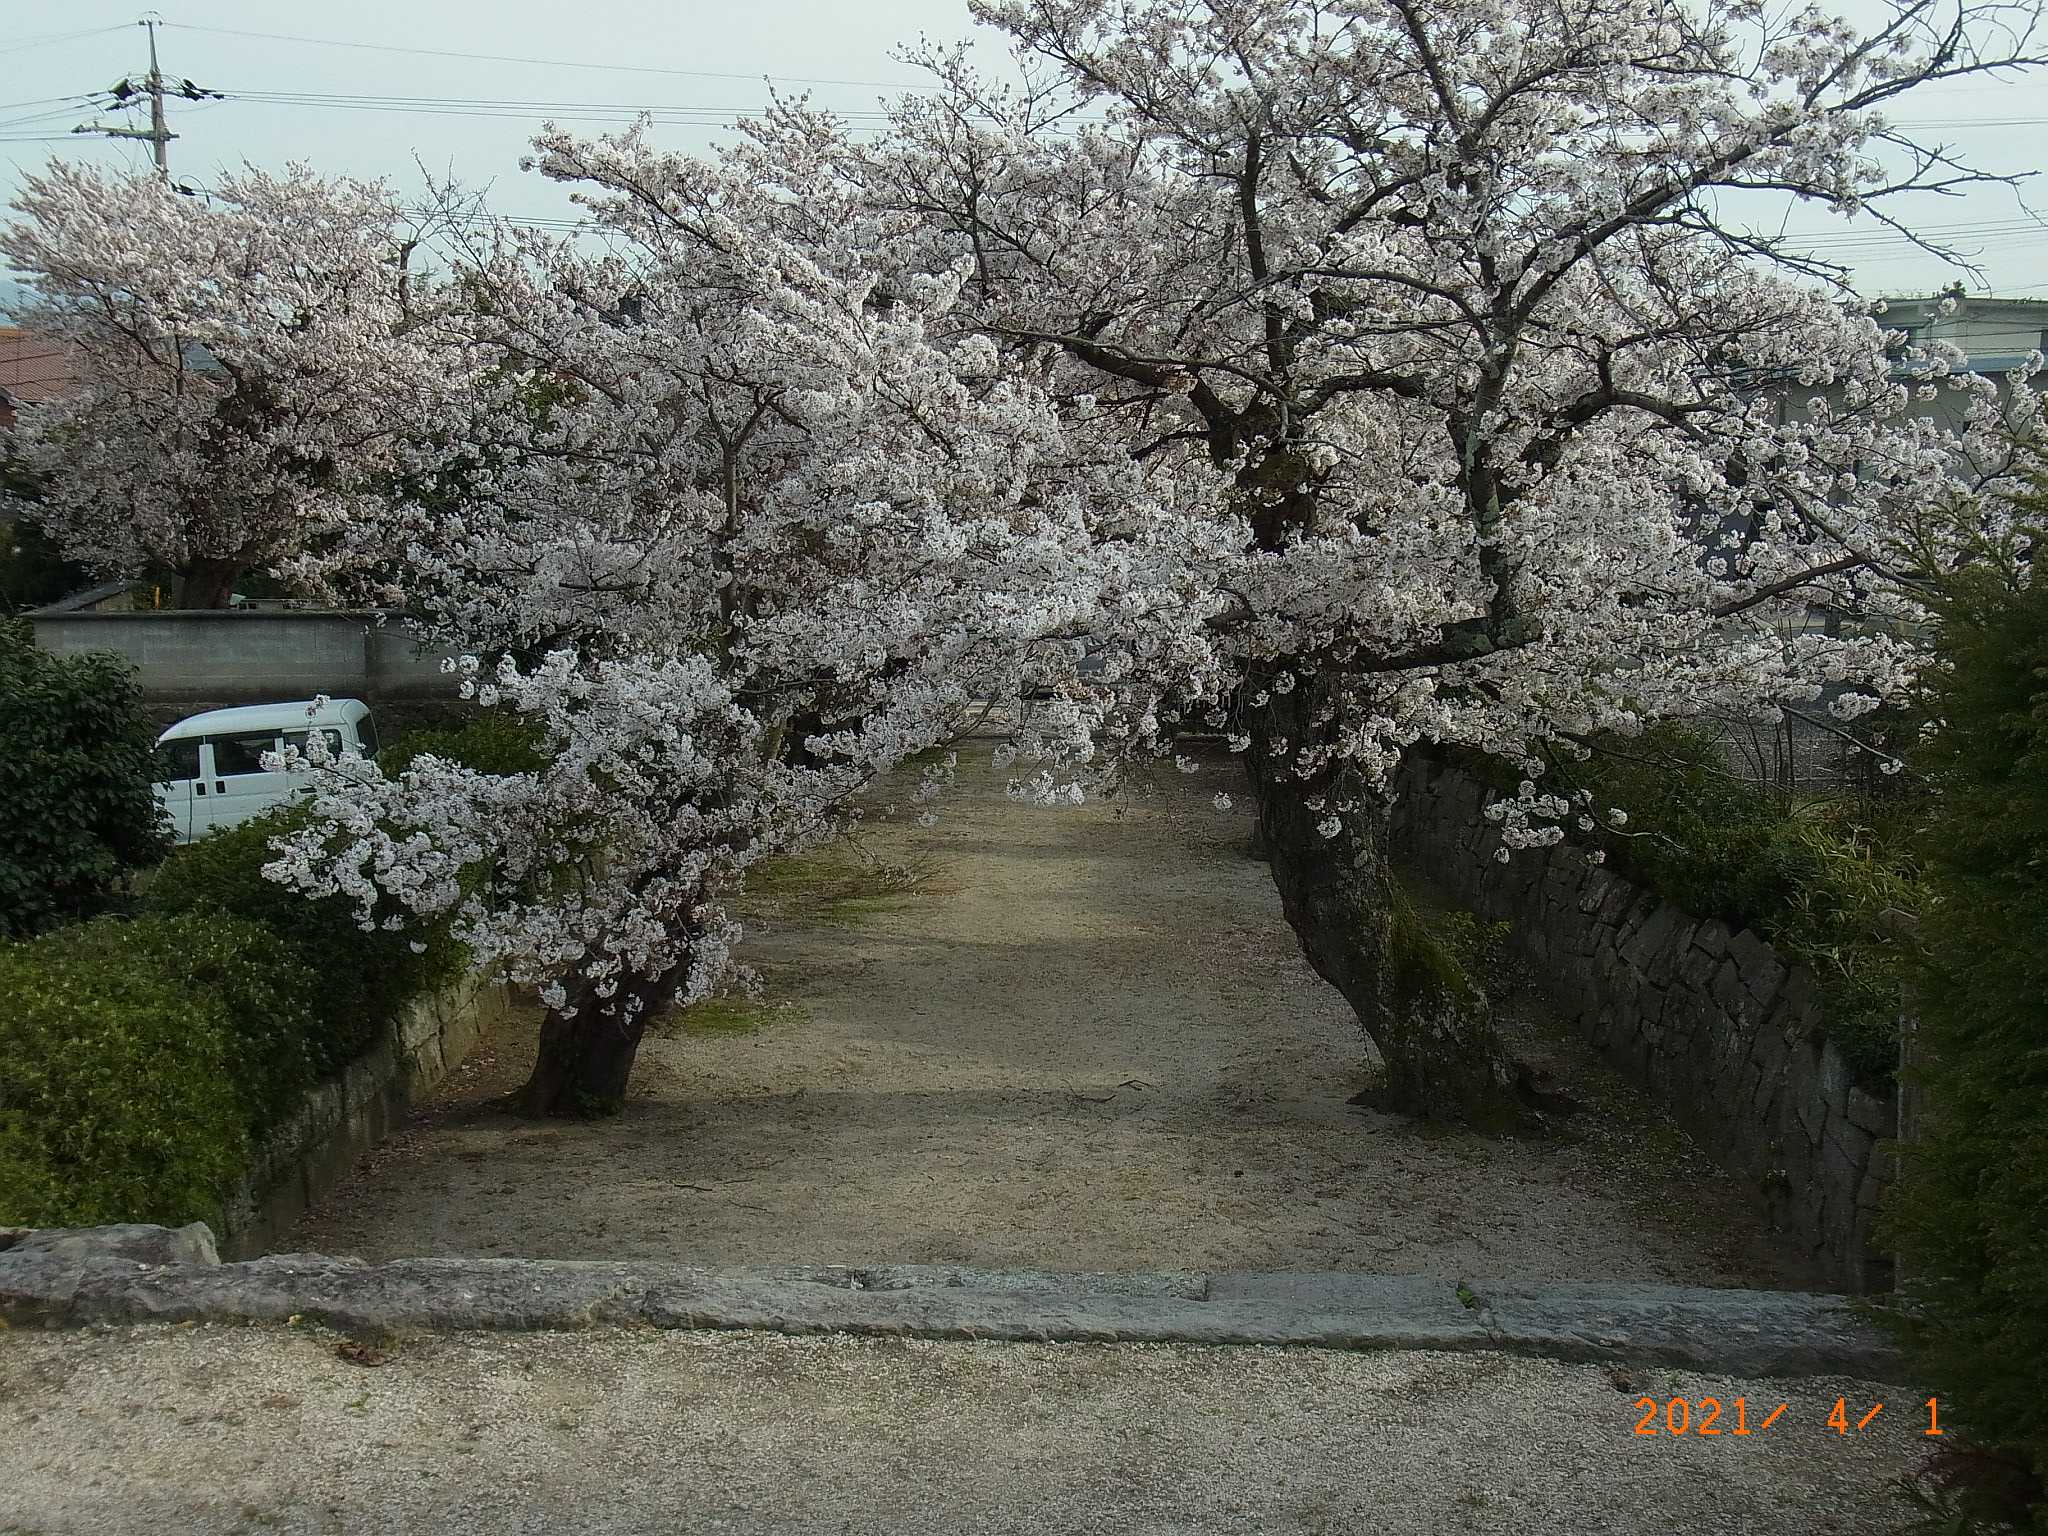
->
[{"left": 1631, "top": 1398, "right": 1943, "bottom": 1436}]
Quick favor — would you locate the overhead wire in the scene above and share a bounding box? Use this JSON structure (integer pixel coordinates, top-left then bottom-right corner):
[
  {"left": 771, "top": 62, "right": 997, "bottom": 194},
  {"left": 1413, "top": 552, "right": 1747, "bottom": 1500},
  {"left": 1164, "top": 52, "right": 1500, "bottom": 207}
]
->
[
  {"left": 223, "top": 87, "right": 915, "bottom": 124},
  {"left": 168, "top": 22, "right": 930, "bottom": 93},
  {"left": 0, "top": 25, "right": 127, "bottom": 59}
]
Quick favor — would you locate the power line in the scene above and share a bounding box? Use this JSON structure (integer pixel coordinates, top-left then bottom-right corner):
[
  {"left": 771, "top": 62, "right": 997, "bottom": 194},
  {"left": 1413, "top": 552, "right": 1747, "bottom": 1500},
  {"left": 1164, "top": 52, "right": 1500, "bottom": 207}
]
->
[
  {"left": 0, "top": 96, "right": 95, "bottom": 113},
  {"left": 169, "top": 22, "right": 928, "bottom": 94},
  {"left": 219, "top": 96, "right": 873, "bottom": 129},
  {"left": 0, "top": 25, "right": 127, "bottom": 59},
  {"left": 1895, "top": 116, "right": 2048, "bottom": 128},
  {"left": 225, "top": 87, "right": 913, "bottom": 123},
  {"left": 0, "top": 110, "right": 94, "bottom": 134}
]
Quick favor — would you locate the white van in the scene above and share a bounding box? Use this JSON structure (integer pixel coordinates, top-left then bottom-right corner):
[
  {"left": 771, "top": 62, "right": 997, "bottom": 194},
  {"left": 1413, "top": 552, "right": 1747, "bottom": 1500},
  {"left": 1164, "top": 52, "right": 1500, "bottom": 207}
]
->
[{"left": 154, "top": 698, "right": 380, "bottom": 844}]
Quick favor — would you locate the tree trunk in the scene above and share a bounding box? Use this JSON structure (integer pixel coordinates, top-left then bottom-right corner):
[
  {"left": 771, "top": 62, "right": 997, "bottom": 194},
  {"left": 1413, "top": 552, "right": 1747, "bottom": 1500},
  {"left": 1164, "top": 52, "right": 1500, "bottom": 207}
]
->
[
  {"left": 174, "top": 556, "right": 242, "bottom": 610},
  {"left": 1245, "top": 679, "right": 1532, "bottom": 1130},
  {"left": 517, "top": 985, "right": 656, "bottom": 1118}
]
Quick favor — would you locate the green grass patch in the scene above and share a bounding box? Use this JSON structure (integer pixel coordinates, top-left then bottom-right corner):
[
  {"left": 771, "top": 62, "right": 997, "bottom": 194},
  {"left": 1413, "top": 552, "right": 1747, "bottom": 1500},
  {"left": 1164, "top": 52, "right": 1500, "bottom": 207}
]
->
[
  {"left": 740, "top": 843, "right": 941, "bottom": 927},
  {"left": 658, "top": 995, "right": 809, "bottom": 1039}
]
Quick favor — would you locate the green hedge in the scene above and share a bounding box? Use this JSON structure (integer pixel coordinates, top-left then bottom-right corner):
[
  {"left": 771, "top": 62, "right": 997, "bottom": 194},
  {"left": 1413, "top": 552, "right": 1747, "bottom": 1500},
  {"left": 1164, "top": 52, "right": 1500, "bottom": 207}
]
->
[
  {"left": 0, "top": 917, "right": 252, "bottom": 1228},
  {"left": 0, "top": 715, "right": 531, "bottom": 1231}
]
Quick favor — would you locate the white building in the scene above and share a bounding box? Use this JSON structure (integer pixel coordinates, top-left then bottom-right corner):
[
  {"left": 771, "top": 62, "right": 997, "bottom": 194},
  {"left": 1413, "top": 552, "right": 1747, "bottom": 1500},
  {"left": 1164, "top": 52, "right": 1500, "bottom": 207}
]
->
[{"left": 1877, "top": 291, "right": 2048, "bottom": 374}]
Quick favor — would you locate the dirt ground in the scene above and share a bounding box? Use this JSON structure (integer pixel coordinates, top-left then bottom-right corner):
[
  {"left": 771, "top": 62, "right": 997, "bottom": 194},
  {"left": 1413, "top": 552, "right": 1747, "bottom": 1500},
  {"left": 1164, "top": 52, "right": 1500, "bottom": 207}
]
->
[{"left": 289, "top": 755, "right": 1803, "bottom": 1286}]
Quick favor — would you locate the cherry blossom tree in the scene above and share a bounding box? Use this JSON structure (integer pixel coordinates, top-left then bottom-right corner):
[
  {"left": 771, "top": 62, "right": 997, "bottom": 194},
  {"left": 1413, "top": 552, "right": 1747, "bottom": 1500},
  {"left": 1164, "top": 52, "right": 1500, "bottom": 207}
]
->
[
  {"left": 825, "top": 0, "right": 2048, "bottom": 1122},
  {"left": 266, "top": 129, "right": 1126, "bottom": 1114},
  {"left": 0, "top": 164, "right": 447, "bottom": 607}
]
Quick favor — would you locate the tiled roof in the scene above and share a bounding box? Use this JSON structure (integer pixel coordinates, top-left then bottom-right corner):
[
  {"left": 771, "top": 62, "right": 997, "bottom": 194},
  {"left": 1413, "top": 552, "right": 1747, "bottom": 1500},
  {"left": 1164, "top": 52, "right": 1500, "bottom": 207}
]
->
[{"left": 0, "top": 325, "right": 78, "bottom": 403}]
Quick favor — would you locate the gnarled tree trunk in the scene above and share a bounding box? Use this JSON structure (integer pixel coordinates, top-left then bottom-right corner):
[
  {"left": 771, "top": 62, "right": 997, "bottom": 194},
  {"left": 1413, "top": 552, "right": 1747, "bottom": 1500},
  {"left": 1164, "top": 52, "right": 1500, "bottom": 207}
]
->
[
  {"left": 1245, "top": 677, "right": 1530, "bottom": 1129},
  {"left": 517, "top": 972, "right": 668, "bottom": 1118},
  {"left": 174, "top": 555, "right": 242, "bottom": 610}
]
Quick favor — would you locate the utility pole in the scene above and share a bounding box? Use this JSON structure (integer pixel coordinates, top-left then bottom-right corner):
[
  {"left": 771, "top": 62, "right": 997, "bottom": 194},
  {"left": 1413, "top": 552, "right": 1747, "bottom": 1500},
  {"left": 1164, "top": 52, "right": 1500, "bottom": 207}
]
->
[
  {"left": 143, "top": 16, "right": 169, "bottom": 178},
  {"left": 72, "top": 16, "right": 219, "bottom": 184}
]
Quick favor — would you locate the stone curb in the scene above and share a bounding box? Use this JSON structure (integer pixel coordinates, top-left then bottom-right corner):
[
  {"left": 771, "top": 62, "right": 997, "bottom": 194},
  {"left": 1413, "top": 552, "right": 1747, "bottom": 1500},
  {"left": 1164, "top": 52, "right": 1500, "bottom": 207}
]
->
[{"left": 0, "top": 1226, "right": 1899, "bottom": 1379}]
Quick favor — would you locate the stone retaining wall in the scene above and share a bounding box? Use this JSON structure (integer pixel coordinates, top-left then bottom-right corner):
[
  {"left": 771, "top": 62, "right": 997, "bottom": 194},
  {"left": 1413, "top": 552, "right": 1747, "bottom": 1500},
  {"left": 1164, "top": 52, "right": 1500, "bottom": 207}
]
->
[
  {"left": 218, "top": 975, "right": 517, "bottom": 1259},
  {"left": 1391, "top": 757, "right": 1896, "bottom": 1293}
]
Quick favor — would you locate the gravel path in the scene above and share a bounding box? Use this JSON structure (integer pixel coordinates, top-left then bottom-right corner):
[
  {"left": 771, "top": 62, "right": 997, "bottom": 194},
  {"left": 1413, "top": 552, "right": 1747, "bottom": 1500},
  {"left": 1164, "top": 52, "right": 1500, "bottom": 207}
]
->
[
  {"left": 0, "top": 1323, "right": 1922, "bottom": 1534},
  {"left": 290, "top": 758, "right": 1799, "bottom": 1285}
]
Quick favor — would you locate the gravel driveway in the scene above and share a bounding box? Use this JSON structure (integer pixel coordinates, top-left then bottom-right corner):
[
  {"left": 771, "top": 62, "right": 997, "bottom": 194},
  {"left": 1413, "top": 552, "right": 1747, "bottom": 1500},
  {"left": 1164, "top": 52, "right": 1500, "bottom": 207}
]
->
[
  {"left": 289, "top": 756, "right": 1797, "bottom": 1285},
  {"left": 0, "top": 1322, "right": 1924, "bottom": 1534}
]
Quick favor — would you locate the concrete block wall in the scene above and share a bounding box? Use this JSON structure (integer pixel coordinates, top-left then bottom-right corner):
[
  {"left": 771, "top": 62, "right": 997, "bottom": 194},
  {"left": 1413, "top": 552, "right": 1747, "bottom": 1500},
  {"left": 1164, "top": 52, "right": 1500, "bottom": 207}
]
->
[
  {"left": 26, "top": 607, "right": 458, "bottom": 702},
  {"left": 217, "top": 974, "right": 518, "bottom": 1259},
  {"left": 1391, "top": 756, "right": 1897, "bottom": 1292}
]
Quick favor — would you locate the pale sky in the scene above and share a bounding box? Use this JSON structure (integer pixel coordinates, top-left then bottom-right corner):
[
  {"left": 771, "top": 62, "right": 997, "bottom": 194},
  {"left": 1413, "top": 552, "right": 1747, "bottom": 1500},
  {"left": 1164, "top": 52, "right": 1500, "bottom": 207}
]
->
[{"left": 4, "top": 0, "right": 2047, "bottom": 307}]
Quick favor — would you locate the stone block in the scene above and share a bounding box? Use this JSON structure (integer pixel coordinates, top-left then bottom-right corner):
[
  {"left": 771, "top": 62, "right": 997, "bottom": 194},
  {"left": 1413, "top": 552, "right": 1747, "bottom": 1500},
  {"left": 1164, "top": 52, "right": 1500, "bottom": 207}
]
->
[
  {"left": 1674, "top": 938, "right": 1722, "bottom": 998},
  {"left": 1794, "top": 1083, "right": 1829, "bottom": 1146},
  {"left": 1751, "top": 1012, "right": 1791, "bottom": 1081},
  {"left": 1596, "top": 877, "right": 1637, "bottom": 927},
  {"left": 1846, "top": 1087, "right": 1894, "bottom": 1138},
  {"left": 1818, "top": 1045, "right": 1853, "bottom": 1125},
  {"left": 1643, "top": 922, "right": 1695, "bottom": 989},
  {"left": 1776, "top": 966, "right": 1820, "bottom": 1027},
  {"left": 1820, "top": 1120, "right": 1875, "bottom": 1203},
  {"left": 1711, "top": 958, "right": 1751, "bottom": 1021},
  {"left": 1619, "top": 902, "right": 1680, "bottom": 973},
  {"left": 1614, "top": 891, "right": 1659, "bottom": 948},
  {"left": 1590, "top": 1005, "right": 1616, "bottom": 1047},
  {"left": 1, "top": 1223, "right": 219, "bottom": 1268},
  {"left": 1577, "top": 867, "right": 1616, "bottom": 916},
  {"left": 1568, "top": 910, "right": 1604, "bottom": 960},
  {"left": 1728, "top": 932, "right": 1789, "bottom": 1012},
  {"left": 1710, "top": 1012, "right": 1752, "bottom": 1089}
]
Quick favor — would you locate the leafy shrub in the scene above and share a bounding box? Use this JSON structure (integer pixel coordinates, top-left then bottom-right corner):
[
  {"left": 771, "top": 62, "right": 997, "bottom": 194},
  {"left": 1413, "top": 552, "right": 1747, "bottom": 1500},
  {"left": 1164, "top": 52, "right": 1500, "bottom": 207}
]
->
[
  {"left": 1888, "top": 568, "right": 2048, "bottom": 1530},
  {"left": 0, "top": 618, "right": 168, "bottom": 937},
  {"left": 0, "top": 919, "right": 246, "bottom": 1228},
  {"left": 85, "top": 913, "right": 326, "bottom": 1135},
  {"left": 142, "top": 807, "right": 463, "bottom": 1064},
  {"left": 381, "top": 712, "right": 548, "bottom": 778}
]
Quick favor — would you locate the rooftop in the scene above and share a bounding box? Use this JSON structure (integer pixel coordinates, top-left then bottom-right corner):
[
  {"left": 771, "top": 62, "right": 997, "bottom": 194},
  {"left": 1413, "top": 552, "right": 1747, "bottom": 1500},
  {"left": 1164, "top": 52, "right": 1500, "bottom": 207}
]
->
[{"left": 157, "top": 698, "right": 370, "bottom": 742}]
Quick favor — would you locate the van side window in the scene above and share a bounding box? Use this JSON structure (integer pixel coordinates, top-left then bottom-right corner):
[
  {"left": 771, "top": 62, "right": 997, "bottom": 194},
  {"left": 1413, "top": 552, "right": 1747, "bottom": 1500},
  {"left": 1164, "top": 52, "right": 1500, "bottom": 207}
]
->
[
  {"left": 209, "top": 732, "right": 280, "bottom": 777},
  {"left": 156, "top": 740, "right": 202, "bottom": 783},
  {"left": 356, "top": 714, "right": 380, "bottom": 759},
  {"left": 281, "top": 728, "right": 344, "bottom": 761}
]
